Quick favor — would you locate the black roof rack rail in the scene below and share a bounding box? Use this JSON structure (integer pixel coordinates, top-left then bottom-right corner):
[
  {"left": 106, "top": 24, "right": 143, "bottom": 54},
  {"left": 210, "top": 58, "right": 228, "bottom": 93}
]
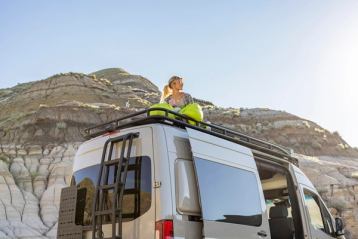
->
[{"left": 84, "top": 108, "right": 298, "bottom": 166}]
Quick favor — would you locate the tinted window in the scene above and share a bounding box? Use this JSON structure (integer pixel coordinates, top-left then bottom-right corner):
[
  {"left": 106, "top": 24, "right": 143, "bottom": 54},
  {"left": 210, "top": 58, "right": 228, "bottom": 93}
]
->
[
  {"left": 303, "top": 190, "right": 325, "bottom": 231},
  {"left": 73, "top": 156, "right": 152, "bottom": 225},
  {"left": 194, "top": 158, "right": 262, "bottom": 226},
  {"left": 303, "top": 189, "right": 334, "bottom": 236}
]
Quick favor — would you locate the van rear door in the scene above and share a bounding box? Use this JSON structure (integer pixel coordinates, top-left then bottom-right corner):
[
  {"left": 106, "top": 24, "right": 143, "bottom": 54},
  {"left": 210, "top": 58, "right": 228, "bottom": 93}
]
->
[
  {"left": 74, "top": 126, "right": 155, "bottom": 239},
  {"left": 186, "top": 128, "right": 270, "bottom": 239}
]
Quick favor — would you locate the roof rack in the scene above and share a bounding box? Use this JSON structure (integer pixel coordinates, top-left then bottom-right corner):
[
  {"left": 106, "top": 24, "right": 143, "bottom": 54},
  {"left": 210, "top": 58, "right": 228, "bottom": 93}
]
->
[{"left": 84, "top": 108, "right": 298, "bottom": 166}]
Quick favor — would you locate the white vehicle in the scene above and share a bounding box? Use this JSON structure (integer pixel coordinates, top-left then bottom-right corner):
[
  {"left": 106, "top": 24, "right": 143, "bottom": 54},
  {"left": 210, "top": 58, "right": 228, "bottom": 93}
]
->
[{"left": 57, "top": 108, "right": 345, "bottom": 239}]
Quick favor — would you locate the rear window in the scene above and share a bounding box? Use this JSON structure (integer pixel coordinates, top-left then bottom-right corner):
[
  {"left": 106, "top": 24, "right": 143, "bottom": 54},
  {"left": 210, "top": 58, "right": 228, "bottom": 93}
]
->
[
  {"left": 72, "top": 156, "right": 152, "bottom": 225},
  {"left": 194, "top": 158, "right": 262, "bottom": 226}
]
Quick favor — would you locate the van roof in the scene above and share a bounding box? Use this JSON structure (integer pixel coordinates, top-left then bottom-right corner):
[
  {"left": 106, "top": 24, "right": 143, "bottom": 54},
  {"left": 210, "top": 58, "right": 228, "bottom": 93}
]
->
[{"left": 83, "top": 108, "right": 298, "bottom": 166}]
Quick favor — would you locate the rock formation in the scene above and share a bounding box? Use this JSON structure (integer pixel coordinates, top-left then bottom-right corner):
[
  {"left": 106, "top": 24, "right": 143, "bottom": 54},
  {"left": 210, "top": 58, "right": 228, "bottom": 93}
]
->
[{"left": 0, "top": 68, "right": 357, "bottom": 238}]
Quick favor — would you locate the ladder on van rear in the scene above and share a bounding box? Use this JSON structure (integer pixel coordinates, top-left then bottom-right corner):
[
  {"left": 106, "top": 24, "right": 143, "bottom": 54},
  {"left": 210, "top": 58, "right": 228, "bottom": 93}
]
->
[{"left": 92, "top": 132, "right": 139, "bottom": 239}]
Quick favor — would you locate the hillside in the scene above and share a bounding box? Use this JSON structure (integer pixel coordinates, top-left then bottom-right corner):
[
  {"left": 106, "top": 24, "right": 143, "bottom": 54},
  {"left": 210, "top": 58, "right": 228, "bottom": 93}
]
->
[
  {"left": 0, "top": 68, "right": 357, "bottom": 157},
  {"left": 0, "top": 68, "right": 357, "bottom": 238}
]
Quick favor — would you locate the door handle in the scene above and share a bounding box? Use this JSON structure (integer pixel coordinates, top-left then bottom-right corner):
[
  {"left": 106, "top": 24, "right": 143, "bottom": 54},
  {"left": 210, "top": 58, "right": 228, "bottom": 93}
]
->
[{"left": 257, "top": 230, "right": 267, "bottom": 238}]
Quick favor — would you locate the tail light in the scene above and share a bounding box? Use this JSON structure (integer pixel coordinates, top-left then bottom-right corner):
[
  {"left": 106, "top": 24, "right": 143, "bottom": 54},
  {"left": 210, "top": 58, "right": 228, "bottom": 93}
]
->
[{"left": 155, "top": 220, "right": 173, "bottom": 239}]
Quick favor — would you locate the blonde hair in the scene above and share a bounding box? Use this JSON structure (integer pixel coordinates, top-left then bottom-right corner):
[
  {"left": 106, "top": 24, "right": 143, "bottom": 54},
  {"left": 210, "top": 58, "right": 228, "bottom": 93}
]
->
[
  {"left": 160, "top": 75, "right": 182, "bottom": 102},
  {"left": 160, "top": 84, "right": 172, "bottom": 102}
]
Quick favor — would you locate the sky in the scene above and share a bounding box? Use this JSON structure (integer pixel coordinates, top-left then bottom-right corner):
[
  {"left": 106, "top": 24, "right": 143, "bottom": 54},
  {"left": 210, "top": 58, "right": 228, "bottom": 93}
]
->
[{"left": 0, "top": 1, "right": 357, "bottom": 147}]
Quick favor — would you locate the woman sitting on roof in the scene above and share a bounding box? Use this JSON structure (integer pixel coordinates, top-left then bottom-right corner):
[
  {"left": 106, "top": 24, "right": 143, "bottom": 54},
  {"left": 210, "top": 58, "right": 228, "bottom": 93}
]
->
[
  {"left": 160, "top": 75, "right": 194, "bottom": 111},
  {"left": 150, "top": 75, "right": 203, "bottom": 124}
]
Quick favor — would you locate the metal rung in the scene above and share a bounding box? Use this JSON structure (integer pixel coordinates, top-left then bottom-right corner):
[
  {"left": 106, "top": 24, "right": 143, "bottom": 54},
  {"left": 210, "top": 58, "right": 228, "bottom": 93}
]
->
[
  {"left": 104, "top": 161, "right": 140, "bottom": 172},
  {"left": 124, "top": 188, "right": 139, "bottom": 194},
  {"left": 97, "top": 186, "right": 138, "bottom": 195},
  {"left": 94, "top": 237, "right": 121, "bottom": 239},
  {"left": 95, "top": 237, "right": 121, "bottom": 239},
  {"left": 98, "top": 183, "right": 122, "bottom": 190},
  {"left": 104, "top": 157, "right": 128, "bottom": 166},
  {"left": 94, "top": 209, "right": 121, "bottom": 216}
]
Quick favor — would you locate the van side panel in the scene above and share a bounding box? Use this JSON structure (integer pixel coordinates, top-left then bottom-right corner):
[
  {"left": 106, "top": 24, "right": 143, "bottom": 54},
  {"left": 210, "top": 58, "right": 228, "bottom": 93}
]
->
[
  {"left": 163, "top": 126, "right": 202, "bottom": 239},
  {"left": 185, "top": 128, "right": 254, "bottom": 163},
  {"left": 152, "top": 125, "right": 173, "bottom": 223},
  {"left": 186, "top": 128, "right": 271, "bottom": 239}
]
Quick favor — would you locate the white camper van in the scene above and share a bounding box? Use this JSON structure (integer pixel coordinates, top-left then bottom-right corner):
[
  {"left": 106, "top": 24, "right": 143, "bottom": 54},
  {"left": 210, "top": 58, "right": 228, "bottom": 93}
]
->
[{"left": 57, "top": 108, "right": 345, "bottom": 239}]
